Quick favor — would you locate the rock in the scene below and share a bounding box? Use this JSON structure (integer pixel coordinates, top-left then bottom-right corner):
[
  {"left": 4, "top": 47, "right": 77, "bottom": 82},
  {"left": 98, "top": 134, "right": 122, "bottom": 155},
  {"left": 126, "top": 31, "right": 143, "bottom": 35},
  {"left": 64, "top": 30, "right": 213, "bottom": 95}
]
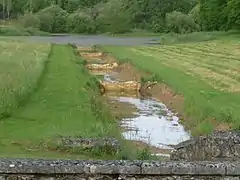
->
[{"left": 170, "top": 130, "right": 240, "bottom": 161}]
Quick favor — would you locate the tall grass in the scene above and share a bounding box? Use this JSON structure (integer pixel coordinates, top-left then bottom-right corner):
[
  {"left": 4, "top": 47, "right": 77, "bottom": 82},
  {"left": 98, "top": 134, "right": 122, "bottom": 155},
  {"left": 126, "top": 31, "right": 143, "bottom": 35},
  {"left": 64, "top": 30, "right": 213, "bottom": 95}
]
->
[{"left": 0, "top": 41, "right": 51, "bottom": 119}]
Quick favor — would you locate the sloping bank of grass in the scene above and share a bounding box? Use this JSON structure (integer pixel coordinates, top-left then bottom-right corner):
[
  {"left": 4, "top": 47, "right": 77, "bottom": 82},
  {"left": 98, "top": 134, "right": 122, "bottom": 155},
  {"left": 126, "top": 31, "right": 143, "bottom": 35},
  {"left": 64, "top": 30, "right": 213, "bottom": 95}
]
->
[
  {"left": 0, "top": 43, "right": 136, "bottom": 159},
  {"left": 100, "top": 38, "right": 240, "bottom": 135}
]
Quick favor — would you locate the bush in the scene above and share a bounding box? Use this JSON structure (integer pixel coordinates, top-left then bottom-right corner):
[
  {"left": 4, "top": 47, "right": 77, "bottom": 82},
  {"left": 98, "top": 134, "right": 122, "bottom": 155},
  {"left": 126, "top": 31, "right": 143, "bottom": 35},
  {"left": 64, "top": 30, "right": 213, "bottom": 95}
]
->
[
  {"left": 166, "top": 11, "right": 200, "bottom": 34},
  {"left": 189, "top": 3, "right": 200, "bottom": 24},
  {"left": 67, "top": 10, "right": 97, "bottom": 34},
  {"left": 37, "top": 5, "right": 68, "bottom": 33},
  {"left": 0, "top": 26, "right": 30, "bottom": 36},
  {"left": 96, "top": 0, "right": 132, "bottom": 33},
  {"left": 19, "top": 13, "right": 40, "bottom": 29}
]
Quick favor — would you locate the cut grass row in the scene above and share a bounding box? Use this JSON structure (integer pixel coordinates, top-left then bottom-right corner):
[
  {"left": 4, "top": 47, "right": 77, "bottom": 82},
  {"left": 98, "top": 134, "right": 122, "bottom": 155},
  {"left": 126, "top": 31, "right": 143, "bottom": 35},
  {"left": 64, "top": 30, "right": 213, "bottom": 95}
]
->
[
  {"left": 102, "top": 39, "right": 240, "bottom": 135},
  {"left": 0, "top": 41, "right": 138, "bottom": 159}
]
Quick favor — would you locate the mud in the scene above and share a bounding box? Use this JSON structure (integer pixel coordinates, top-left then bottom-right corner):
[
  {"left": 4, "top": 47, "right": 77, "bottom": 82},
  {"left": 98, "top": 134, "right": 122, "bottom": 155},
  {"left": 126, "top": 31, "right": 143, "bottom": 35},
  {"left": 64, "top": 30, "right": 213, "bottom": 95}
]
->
[
  {"left": 111, "top": 63, "right": 144, "bottom": 81},
  {"left": 78, "top": 46, "right": 190, "bottom": 157},
  {"left": 102, "top": 96, "right": 138, "bottom": 119},
  {"left": 143, "top": 83, "right": 185, "bottom": 116}
]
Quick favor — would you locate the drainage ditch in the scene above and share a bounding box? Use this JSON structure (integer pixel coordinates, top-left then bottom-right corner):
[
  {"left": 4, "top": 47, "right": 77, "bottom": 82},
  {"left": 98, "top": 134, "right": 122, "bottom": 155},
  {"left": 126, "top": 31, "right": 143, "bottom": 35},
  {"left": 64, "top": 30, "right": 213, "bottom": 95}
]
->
[{"left": 78, "top": 47, "right": 191, "bottom": 158}]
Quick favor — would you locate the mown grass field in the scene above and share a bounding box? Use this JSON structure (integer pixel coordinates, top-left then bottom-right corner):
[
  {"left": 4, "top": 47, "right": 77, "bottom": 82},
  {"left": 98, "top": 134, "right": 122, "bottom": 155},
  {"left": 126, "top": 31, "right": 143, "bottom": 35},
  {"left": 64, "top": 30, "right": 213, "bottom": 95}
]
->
[
  {"left": 0, "top": 40, "right": 133, "bottom": 159},
  {"left": 103, "top": 39, "right": 240, "bottom": 134}
]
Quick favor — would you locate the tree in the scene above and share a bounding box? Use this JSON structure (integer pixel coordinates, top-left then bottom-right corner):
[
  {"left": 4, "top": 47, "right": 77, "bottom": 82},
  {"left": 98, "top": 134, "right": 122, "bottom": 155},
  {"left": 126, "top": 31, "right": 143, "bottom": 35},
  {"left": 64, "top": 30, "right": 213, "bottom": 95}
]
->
[
  {"left": 226, "top": 0, "right": 240, "bottom": 30},
  {"left": 199, "top": 0, "right": 228, "bottom": 30}
]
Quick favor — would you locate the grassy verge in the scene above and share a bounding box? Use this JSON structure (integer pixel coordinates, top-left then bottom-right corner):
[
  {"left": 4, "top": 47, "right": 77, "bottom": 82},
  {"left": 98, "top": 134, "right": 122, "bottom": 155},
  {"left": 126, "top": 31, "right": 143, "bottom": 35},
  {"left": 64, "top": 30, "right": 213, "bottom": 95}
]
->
[
  {"left": 0, "top": 42, "right": 136, "bottom": 159},
  {"left": 0, "top": 25, "right": 50, "bottom": 36},
  {"left": 101, "top": 37, "right": 240, "bottom": 135}
]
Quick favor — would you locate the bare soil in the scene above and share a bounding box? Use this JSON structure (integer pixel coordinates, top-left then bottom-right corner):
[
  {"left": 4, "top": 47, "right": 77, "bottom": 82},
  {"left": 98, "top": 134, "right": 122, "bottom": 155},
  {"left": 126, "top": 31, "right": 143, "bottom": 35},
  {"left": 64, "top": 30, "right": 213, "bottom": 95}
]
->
[{"left": 110, "top": 63, "right": 145, "bottom": 81}]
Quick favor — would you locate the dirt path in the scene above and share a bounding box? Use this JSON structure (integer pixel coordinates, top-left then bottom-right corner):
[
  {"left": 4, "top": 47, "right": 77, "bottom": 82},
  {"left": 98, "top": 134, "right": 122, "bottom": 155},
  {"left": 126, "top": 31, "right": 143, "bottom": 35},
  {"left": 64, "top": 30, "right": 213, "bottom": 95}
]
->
[{"left": 18, "top": 35, "right": 161, "bottom": 46}]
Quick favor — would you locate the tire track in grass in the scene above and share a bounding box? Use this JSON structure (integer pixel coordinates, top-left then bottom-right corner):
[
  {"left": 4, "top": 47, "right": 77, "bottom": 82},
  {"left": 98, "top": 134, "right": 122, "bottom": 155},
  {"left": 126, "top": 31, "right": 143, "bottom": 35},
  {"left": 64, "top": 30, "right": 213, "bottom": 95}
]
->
[
  {"left": 144, "top": 47, "right": 240, "bottom": 82},
  {"left": 140, "top": 46, "right": 240, "bottom": 83},
  {"left": 132, "top": 48, "right": 240, "bottom": 92},
  {"left": 178, "top": 41, "right": 240, "bottom": 57},
  {"left": 145, "top": 46, "right": 240, "bottom": 80},
  {"left": 146, "top": 46, "right": 240, "bottom": 67}
]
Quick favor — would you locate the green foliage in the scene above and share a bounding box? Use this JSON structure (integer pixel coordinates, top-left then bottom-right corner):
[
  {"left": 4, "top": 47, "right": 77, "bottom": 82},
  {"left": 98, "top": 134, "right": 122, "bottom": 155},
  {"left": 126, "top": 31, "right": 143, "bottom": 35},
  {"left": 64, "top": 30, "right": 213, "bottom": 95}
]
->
[
  {"left": 226, "top": 0, "right": 240, "bottom": 30},
  {"left": 199, "top": 0, "right": 228, "bottom": 31},
  {"left": 126, "top": 0, "right": 196, "bottom": 30},
  {"left": 19, "top": 13, "right": 40, "bottom": 29},
  {"left": 0, "top": 26, "right": 29, "bottom": 36},
  {"left": 96, "top": 0, "right": 132, "bottom": 33},
  {"left": 189, "top": 3, "right": 200, "bottom": 24},
  {"left": 1, "top": 0, "right": 240, "bottom": 34},
  {"left": 37, "top": 5, "right": 68, "bottom": 33},
  {"left": 165, "top": 11, "right": 200, "bottom": 34},
  {"left": 67, "top": 10, "right": 96, "bottom": 33}
]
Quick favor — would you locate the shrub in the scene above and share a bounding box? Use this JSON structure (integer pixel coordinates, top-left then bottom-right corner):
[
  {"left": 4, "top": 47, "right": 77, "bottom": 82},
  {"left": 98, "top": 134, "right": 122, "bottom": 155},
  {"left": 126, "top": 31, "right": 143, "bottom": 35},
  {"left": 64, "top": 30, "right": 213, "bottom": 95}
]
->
[
  {"left": 67, "top": 10, "right": 97, "bottom": 34},
  {"left": 96, "top": 0, "right": 132, "bottom": 33},
  {"left": 37, "top": 5, "right": 68, "bottom": 33},
  {"left": 19, "top": 13, "right": 40, "bottom": 29},
  {"left": 0, "top": 26, "right": 30, "bottom": 36},
  {"left": 166, "top": 11, "right": 200, "bottom": 34},
  {"left": 189, "top": 3, "right": 200, "bottom": 24}
]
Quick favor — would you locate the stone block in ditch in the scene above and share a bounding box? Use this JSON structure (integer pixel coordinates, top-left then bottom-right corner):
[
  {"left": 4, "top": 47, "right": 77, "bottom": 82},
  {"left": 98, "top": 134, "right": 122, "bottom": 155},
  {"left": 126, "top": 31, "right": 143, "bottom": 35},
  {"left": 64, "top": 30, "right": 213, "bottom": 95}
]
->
[
  {"left": 57, "top": 136, "right": 121, "bottom": 154},
  {"left": 99, "top": 80, "right": 141, "bottom": 92},
  {"left": 86, "top": 63, "right": 118, "bottom": 70},
  {"left": 170, "top": 130, "right": 240, "bottom": 161},
  {"left": 80, "top": 52, "right": 103, "bottom": 58}
]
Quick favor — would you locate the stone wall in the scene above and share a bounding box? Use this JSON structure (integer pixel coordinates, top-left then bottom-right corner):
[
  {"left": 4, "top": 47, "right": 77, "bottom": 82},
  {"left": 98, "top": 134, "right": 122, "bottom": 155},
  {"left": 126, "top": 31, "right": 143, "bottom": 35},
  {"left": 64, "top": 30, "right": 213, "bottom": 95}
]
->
[
  {"left": 0, "top": 159, "right": 239, "bottom": 180},
  {"left": 171, "top": 130, "right": 240, "bottom": 161}
]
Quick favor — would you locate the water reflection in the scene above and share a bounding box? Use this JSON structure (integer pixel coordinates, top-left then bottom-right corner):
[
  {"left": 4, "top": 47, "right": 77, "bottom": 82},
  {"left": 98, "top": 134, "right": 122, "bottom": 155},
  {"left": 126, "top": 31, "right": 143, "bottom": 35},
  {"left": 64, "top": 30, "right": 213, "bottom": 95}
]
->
[{"left": 111, "top": 96, "right": 191, "bottom": 149}]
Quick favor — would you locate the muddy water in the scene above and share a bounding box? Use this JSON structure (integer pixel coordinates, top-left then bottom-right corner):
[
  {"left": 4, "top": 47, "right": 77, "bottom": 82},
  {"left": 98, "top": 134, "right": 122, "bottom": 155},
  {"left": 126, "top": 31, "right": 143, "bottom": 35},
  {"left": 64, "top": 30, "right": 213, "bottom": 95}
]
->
[
  {"left": 113, "top": 96, "right": 190, "bottom": 149},
  {"left": 81, "top": 50, "right": 190, "bottom": 157},
  {"left": 103, "top": 75, "right": 191, "bottom": 156}
]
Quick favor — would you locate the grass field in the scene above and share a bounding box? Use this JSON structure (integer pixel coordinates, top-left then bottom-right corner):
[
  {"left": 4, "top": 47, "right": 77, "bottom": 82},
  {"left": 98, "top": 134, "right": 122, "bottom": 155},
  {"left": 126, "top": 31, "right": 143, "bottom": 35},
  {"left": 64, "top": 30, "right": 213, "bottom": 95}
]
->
[
  {"left": 103, "top": 39, "right": 240, "bottom": 135},
  {"left": 0, "top": 41, "right": 130, "bottom": 159}
]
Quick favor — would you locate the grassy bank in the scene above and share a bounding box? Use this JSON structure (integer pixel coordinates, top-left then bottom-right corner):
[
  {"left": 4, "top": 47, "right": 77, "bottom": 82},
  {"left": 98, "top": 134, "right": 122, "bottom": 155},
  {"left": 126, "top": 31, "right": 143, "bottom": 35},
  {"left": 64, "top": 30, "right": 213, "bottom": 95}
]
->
[
  {"left": 0, "top": 42, "right": 127, "bottom": 159},
  {"left": 102, "top": 37, "right": 240, "bottom": 135}
]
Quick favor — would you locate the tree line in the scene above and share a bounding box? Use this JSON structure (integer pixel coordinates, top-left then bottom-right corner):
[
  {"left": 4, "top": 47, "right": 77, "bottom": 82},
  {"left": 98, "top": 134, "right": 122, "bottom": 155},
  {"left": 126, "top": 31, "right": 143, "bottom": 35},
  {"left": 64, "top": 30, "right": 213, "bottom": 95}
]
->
[{"left": 0, "top": 0, "right": 239, "bottom": 34}]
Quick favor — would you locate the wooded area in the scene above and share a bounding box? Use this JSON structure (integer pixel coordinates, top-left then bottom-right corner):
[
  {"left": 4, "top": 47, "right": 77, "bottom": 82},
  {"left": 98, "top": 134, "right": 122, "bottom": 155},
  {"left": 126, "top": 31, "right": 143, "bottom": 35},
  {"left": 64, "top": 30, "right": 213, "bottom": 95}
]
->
[{"left": 0, "top": 0, "right": 239, "bottom": 34}]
